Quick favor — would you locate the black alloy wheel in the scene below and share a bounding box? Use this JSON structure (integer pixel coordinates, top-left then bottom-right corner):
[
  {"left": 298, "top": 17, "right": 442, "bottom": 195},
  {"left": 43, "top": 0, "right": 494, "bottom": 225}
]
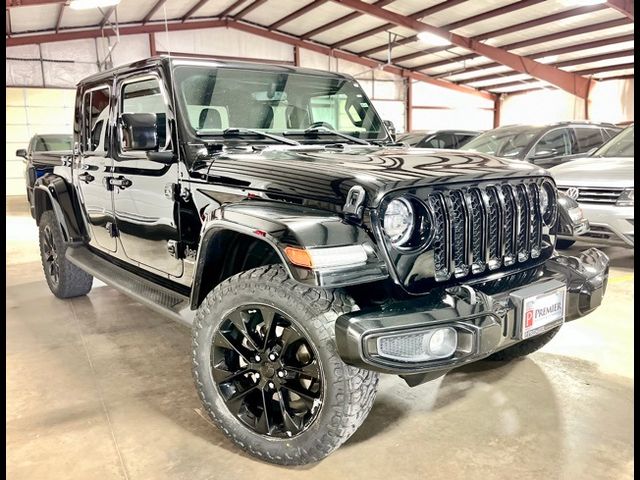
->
[
  {"left": 212, "top": 304, "right": 323, "bottom": 438},
  {"left": 41, "top": 224, "right": 60, "bottom": 287}
]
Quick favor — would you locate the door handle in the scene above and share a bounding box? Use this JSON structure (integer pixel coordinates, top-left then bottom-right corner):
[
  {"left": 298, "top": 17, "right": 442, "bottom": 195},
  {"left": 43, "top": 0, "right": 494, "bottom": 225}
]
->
[
  {"left": 78, "top": 172, "right": 95, "bottom": 183},
  {"left": 105, "top": 175, "right": 132, "bottom": 190}
]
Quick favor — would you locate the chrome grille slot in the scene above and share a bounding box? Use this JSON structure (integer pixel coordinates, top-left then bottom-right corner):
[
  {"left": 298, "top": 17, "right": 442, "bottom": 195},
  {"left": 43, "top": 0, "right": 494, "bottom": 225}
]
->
[
  {"left": 557, "top": 186, "right": 623, "bottom": 204},
  {"left": 429, "top": 193, "right": 452, "bottom": 281},
  {"left": 416, "top": 181, "right": 547, "bottom": 283}
]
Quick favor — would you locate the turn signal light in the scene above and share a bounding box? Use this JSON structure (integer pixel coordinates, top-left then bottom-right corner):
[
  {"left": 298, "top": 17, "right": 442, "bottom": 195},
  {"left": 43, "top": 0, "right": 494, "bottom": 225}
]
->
[{"left": 284, "top": 247, "right": 313, "bottom": 268}]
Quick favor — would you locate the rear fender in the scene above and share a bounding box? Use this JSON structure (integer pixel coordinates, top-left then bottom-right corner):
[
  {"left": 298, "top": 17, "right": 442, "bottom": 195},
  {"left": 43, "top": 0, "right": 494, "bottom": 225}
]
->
[{"left": 33, "top": 174, "right": 88, "bottom": 244}]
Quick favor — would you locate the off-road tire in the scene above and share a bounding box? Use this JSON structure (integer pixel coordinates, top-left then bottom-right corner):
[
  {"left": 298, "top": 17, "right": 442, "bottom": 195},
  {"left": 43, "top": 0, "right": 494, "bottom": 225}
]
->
[
  {"left": 487, "top": 326, "right": 561, "bottom": 361},
  {"left": 192, "top": 265, "right": 379, "bottom": 465},
  {"left": 556, "top": 239, "right": 575, "bottom": 249},
  {"left": 38, "top": 211, "right": 93, "bottom": 298}
]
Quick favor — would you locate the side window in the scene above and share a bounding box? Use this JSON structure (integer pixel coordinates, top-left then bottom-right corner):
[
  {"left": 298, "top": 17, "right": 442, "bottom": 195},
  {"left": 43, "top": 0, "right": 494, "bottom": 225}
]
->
[
  {"left": 81, "top": 87, "right": 110, "bottom": 153},
  {"left": 603, "top": 128, "right": 621, "bottom": 140},
  {"left": 120, "top": 76, "right": 169, "bottom": 152},
  {"left": 531, "top": 128, "right": 571, "bottom": 158},
  {"left": 574, "top": 127, "right": 605, "bottom": 153},
  {"left": 421, "top": 133, "right": 455, "bottom": 148},
  {"left": 455, "top": 134, "right": 474, "bottom": 148}
]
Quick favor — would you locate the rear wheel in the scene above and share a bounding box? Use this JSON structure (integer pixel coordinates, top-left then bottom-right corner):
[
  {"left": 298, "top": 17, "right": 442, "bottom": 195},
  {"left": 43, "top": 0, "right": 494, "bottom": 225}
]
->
[
  {"left": 39, "top": 211, "right": 93, "bottom": 298},
  {"left": 192, "top": 265, "right": 379, "bottom": 465}
]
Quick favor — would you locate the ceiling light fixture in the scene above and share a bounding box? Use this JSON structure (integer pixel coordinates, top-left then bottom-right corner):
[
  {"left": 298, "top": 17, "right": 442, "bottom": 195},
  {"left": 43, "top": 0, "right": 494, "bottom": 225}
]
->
[
  {"left": 69, "top": 0, "right": 121, "bottom": 10},
  {"left": 417, "top": 31, "right": 450, "bottom": 47}
]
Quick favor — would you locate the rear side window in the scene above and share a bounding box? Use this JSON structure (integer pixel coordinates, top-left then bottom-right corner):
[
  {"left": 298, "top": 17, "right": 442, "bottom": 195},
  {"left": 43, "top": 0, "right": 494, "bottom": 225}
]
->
[
  {"left": 455, "top": 134, "right": 475, "bottom": 147},
  {"left": 603, "top": 127, "right": 621, "bottom": 140},
  {"left": 573, "top": 127, "right": 605, "bottom": 153},
  {"left": 531, "top": 128, "right": 572, "bottom": 158},
  {"left": 81, "top": 87, "right": 110, "bottom": 153},
  {"left": 420, "top": 133, "right": 456, "bottom": 148}
]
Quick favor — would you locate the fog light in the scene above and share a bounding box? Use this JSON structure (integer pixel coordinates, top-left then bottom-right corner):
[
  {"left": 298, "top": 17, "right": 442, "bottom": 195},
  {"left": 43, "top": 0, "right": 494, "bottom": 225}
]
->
[{"left": 376, "top": 327, "right": 457, "bottom": 362}]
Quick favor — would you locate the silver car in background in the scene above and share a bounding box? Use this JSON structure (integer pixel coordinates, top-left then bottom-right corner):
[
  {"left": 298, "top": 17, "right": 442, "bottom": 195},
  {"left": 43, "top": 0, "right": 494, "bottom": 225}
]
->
[{"left": 550, "top": 125, "right": 634, "bottom": 248}]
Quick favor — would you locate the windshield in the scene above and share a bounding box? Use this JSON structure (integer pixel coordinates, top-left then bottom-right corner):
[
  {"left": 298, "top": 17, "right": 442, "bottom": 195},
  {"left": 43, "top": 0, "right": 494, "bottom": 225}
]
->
[
  {"left": 34, "top": 134, "right": 73, "bottom": 151},
  {"left": 173, "top": 65, "right": 386, "bottom": 142},
  {"left": 593, "top": 125, "right": 634, "bottom": 158},
  {"left": 461, "top": 126, "right": 541, "bottom": 159}
]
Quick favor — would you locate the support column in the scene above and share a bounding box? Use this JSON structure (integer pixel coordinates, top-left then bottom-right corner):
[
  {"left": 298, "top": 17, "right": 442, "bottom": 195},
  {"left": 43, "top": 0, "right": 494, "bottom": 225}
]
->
[
  {"left": 493, "top": 93, "right": 501, "bottom": 128},
  {"left": 149, "top": 32, "right": 157, "bottom": 56},
  {"left": 406, "top": 77, "right": 413, "bottom": 132}
]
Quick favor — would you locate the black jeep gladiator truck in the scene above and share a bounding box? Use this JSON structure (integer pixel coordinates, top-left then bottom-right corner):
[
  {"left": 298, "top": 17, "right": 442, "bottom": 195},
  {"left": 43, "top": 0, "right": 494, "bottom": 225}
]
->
[{"left": 31, "top": 56, "right": 609, "bottom": 465}]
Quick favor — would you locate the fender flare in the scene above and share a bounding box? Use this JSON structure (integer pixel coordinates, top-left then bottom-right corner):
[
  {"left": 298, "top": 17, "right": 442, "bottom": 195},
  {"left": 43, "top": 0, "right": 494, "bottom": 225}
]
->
[
  {"left": 190, "top": 201, "right": 388, "bottom": 309},
  {"left": 33, "top": 174, "right": 88, "bottom": 244}
]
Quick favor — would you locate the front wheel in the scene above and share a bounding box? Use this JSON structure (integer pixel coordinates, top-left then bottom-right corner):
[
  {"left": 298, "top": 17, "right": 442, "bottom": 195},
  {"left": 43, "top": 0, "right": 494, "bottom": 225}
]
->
[{"left": 192, "top": 265, "right": 379, "bottom": 465}]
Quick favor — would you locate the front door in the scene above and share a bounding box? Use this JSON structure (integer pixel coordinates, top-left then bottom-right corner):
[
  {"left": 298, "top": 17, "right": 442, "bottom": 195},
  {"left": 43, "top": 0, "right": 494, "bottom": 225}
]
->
[
  {"left": 75, "top": 85, "right": 117, "bottom": 252},
  {"left": 111, "top": 72, "right": 183, "bottom": 278}
]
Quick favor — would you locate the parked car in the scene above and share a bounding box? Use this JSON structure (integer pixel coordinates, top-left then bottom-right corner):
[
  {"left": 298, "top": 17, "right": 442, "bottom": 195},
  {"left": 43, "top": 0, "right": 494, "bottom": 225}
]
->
[
  {"left": 397, "top": 129, "right": 480, "bottom": 149},
  {"left": 460, "top": 121, "right": 621, "bottom": 168},
  {"left": 555, "top": 192, "right": 590, "bottom": 249},
  {"left": 16, "top": 133, "right": 73, "bottom": 217},
  {"left": 29, "top": 56, "right": 609, "bottom": 465},
  {"left": 550, "top": 124, "right": 634, "bottom": 248}
]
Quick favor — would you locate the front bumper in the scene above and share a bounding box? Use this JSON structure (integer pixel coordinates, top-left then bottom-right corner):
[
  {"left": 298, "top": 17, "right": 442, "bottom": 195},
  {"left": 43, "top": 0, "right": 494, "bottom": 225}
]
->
[
  {"left": 559, "top": 203, "right": 634, "bottom": 247},
  {"left": 336, "top": 248, "right": 609, "bottom": 383}
]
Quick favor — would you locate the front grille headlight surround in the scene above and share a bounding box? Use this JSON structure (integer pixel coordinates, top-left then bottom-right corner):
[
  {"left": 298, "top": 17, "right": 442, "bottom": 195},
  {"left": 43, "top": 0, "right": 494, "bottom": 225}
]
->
[
  {"left": 381, "top": 195, "right": 434, "bottom": 251},
  {"left": 540, "top": 180, "right": 558, "bottom": 226},
  {"left": 617, "top": 188, "right": 634, "bottom": 206}
]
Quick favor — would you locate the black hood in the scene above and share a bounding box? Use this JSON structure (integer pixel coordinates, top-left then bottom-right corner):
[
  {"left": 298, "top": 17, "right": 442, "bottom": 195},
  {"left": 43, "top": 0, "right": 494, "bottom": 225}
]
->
[{"left": 193, "top": 146, "right": 549, "bottom": 207}]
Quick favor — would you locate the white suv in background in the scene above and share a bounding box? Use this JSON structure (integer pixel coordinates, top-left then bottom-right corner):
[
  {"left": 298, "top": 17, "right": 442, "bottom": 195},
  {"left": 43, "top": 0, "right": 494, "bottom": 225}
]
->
[{"left": 550, "top": 125, "right": 634, "bottom": 249}]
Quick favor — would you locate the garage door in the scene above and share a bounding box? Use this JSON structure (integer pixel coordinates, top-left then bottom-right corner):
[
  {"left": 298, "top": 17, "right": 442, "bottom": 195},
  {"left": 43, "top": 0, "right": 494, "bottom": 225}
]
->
[{"left": 6, "top": 87, "right": 75, "bottom": 196}]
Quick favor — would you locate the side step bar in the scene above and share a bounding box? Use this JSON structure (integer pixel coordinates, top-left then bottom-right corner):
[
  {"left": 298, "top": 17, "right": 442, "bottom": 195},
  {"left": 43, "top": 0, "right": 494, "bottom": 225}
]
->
[{"left": 66, "top": 246, "right": 195, "bottom": 327}]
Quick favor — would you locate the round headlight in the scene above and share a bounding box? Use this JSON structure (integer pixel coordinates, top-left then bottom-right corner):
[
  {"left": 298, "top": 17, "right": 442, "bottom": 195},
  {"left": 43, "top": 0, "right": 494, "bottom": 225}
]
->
[
  {"left": 539, "top": 185, "right": 549, "bottom": 214},
  {"left": 383, "top": 198, "right": 414, "bottom": 246},
  {"left": 540, "top": 181, "right": 557, "bottom": 225}
]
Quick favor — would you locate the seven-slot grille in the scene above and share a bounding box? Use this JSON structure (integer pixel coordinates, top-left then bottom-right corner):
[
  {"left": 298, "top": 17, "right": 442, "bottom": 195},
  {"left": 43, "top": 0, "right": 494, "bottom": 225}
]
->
[
  {"left": 557, "top": 186, "right": 623, "bottom": 204},
  {"left": 428, "top": 182, "right": 544, "bottom": 282}
]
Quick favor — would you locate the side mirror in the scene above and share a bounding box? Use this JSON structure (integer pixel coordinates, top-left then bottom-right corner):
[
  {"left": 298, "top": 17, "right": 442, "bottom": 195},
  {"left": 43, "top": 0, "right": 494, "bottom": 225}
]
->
[
  {"left": 16, "top": 148, "right": 28, "bottom": 159},
  {"left": 531, "top": 148, "right": 559, "bottom": 160},
  {"left": 120, "top": 113, "right": 158, "bottom": 151},
  {"left": 383, "top": 120, "right": 396, "bottom": 141}
]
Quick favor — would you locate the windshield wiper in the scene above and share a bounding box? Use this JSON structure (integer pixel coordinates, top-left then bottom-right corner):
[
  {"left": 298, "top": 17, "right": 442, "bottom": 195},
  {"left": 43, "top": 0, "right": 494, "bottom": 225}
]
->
[
  {"left": 196, "top": 127, "right": 300, "bottom": 146},
  {"left": 302, "top": 126, "right": 371, "bottom": 145}
]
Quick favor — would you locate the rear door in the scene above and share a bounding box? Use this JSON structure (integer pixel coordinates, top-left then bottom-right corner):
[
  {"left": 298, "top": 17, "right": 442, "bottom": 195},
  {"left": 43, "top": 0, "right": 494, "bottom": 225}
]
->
[
  {"left": 111, "top": 71, "right": 183, "bottom": 278},
  {"left": 74, "top": 84, "right": 117, "bottom": 252}
]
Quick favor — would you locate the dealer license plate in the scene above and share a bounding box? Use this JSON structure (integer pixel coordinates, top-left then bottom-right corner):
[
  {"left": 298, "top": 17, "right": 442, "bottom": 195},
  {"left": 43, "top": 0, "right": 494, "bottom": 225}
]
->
[{"left": 520, "top": 287, "right": 566, "bottom": 339}]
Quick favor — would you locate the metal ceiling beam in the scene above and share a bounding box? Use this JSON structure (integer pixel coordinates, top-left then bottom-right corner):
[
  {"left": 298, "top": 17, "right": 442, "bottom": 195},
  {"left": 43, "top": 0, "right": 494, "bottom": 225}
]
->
[
  {"left": 481, "top": 63, "right": 635, "bottom": 91},
  {"left": 5, "top": 18, "right": 227, "bottom": 46},
  {"left": 181, "top": 0, "right": 210, "bottom": 22},
  {"left": 358, "top": 0, "right": 546, "bottom": 58},
  {"left": 233, "top": 0, "right": 266, "bottom": 20},
  {"left": 268, "top": 0, "right": 329, "bottom": 30},
  {"left": 229, "top": 20, "right": 492, "bottom": 100},
  {"left": 412, "top": 17, "right": 631, "bottom": 72},
  {"left": 6, "top": 0, "right": 63, "bottom": 6},
  {"left": 441, "top": 34, "right": 635, "bottom": 80},
  {"left": 300, "top": 0, "right": 394, "bottom": 39},
  {"left": 142, "top": 0, "right": 166, "bottom": 25},
  {"left": 331, "top": 0, "right": 595, "bottom": 98},
  {"left": 54, "top": 3, "right": 63, "bottom": 33},
  {"left": 605, "top": 0, "right": 634, "bottom": 20},
  {"left": 99, "top": 6, "right": 116, "bottom": 29},
  {"left": 390, "top": 4, "right": 611, "bottom": 65},
  {"left": 217, "top": 0, "right": 248, "bottom": 17},
  {"left": 331, "top": 0, "right": 469, "bottom": 49},
  {"left": 463, "top": 49, "right": 635, "bottom": 85}
]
